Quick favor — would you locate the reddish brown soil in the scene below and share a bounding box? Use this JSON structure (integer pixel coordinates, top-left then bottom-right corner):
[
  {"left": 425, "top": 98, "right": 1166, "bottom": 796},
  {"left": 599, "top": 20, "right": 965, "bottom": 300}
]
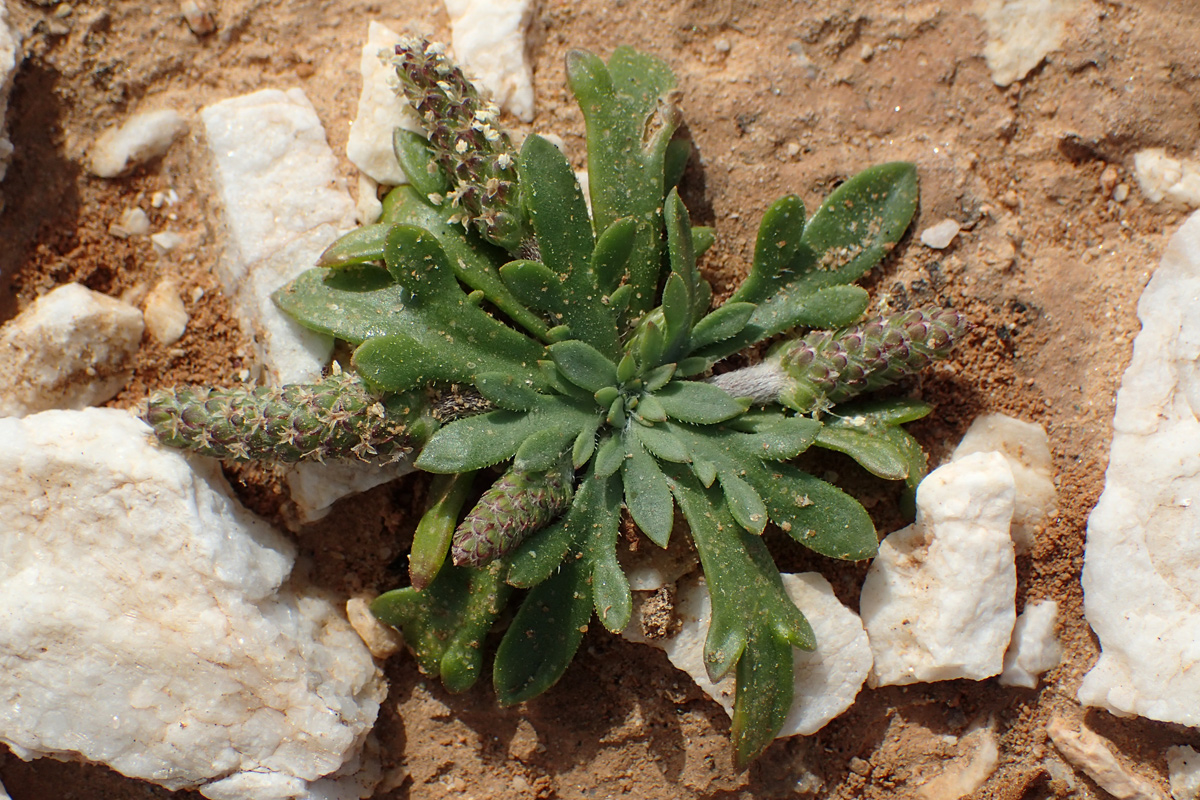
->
[{"left": 2, "top": 1, "right": 1199, "bottom": 798}]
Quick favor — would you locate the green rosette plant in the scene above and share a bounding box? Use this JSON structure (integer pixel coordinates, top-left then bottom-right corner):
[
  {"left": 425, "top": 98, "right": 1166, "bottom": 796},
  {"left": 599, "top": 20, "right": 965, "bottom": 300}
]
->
[{"left": 146, "top": 39, "right": 966, "bottom": 766}]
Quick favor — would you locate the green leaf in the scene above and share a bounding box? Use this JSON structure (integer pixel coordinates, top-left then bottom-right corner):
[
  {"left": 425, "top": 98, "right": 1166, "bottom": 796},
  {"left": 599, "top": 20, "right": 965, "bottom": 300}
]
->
[
  {"left": 572, "top": 419, "right": 600, "bottom": 468},
  {"left": 781, "top": 284, "right": 870, "bottom": 329},
  {"left": 635, "top": 393, "right": 667, "bottom": 423},
  {"left": 514, "top": 426, "right": 577, "bottom": 473},
  {"left": 732, "top": 622, "right": 794, "bottom": 768},
  {"left": 637, "top": 320, "right": 666, "bottom": 370},
  {"left": 409, "top": 471, "right": 475, "bottom": 590},
  {"left": 834, "top": 397, "right": 933, "bottom": 425},
  {"left": 476, "top": 371, "right": 541, "bottom": 411},
  {"left": 691, "top": 456, "right": 718, "bottom": 487},
  {"left": 642, "top": 363, "right": 677, "bottom": 392},
  {"left": 522, "top": 134, "right": 620, "bottom": 357},
  {"left": 593, "top": 217, "right": 638, "bottom": 293},
  {"left": 379, "top": 185, "right": 550, "bottom": 341},
  {"left": 654, "top": 380, "right": 748, "bottom": 424},
  {"left": 664, "top": 136, "right": 691, "bottom": 190},
  {"left": 372, "top": 562, "right": 510, "bottom": 693},
  {"left": 659, "top": 273, "right": 692, "bottom": 365},
  {"left": 274, "top": 266, "right": 411, "bottom": 345},
  {"left": 623, "top": 443, "right": 674, "bottom": 546},
  {"left": 742, "top": 461, "right": 878, "bottom": 561},
  {"left": 315, "top": 223, "right": 389, "bottom": 268},
  {"left": 720, "top": 471, "right": 768, "bottom": 535},
  {"left": 495, "top": 555, "right": 593, "bottom": 705},
  {"left": 634, "top": 423, "right": 689, "bottom": 463},
  {"left": 689, "top": 302, "right": 756, "bottom": 352},
  {"left": 568, "top": 47, "right": 679, "bottom": 316},
  {"left": 505, "top": 504, "right": 578, "bottom": 588},
  {"left": 705, "top": 163, "right": 919, "bottom": 358},
  {"left": 594, "top": 433, "right": 626, "bottom": 478},
  {"left": 499, "top": 259, "right": 565, "bottom": 317},
  {"left": 393, "top": 128, "right": 449, "bottom": 197},
  {"left": 816, "top": 426, "right": 910, "bottom": 481},
  {"left": 592, "top": 547, "right": 633, "bottom": 633},
  {"left": 349, "top": 225, "right": 545, "bottom": 390},
  {"left": 665, "top": 189, "right": 700, "bottom": 312},
  {"left": 729, "top": 194, "right": 806, "bottom": 306},
  {"left": 416, "top": 397, "right": 593, "bottom": 473},
  {"left": 736, "top": 416, "right": 822, "bottom": 461},
  {"left": 548, "top": 339, "right": 619, "bottom": 393},
  {"left": 692, "top": 226, "right": 716, "bottom": 259}
]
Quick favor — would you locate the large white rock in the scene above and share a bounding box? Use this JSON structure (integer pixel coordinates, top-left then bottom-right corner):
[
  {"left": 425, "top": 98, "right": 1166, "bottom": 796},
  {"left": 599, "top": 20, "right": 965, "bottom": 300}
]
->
[
  {"left": 624, "top": 573, "right": 872, "bottom": 737},
  {"left": 0, "top": 283, "right": 144, "bottom": 417},
  {"left": 861, "top": 452, "right": 1017, "bottom": 686},
  {"left": 999, "top": 599, "right": 1061, "bottom": 688},
  {"left": 201, "top": 87, "right": 348, "bottom": 387},
  {"left": 346, "top": 22, "right": 423, "bottom": 186},
  {"left": 202, "top": 88, "right": 411, "bottom": 521},
  {"left": 0, "top": 409, "right": 384, "bottom": 800},
  {"left": 1169, "top": 745, "right": 1200, "bottom": 800},
  {"left": 1047, "top": 718, "right": 1165, "bottom": 800},
  {"left": 89, "top": 109, "right": 188, "bottom": 178},
  {"left": 0, "top": 0, "right": 19, "bottom": 209},
  {"left": 978, "top": 0, "right": 1084, "bottom": 87},
  {"left": 444, "top": 0, "right": 535, "bottom": 122},
  {"left": 1080, "top": 210, "right": 1200, "bottom": 726},
  {"left": 1134, "top": 149, "right": 1200, "bottom": 208},
  {"left": 951, "top": 413, "right": 1056, "bottom": 554}
]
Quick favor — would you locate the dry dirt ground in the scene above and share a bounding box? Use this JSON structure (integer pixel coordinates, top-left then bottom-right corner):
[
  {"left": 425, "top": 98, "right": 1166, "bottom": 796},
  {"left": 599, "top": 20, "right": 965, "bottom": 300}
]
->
[{"left": 1, "top": 0, "right": 1199, "bottom": 798}]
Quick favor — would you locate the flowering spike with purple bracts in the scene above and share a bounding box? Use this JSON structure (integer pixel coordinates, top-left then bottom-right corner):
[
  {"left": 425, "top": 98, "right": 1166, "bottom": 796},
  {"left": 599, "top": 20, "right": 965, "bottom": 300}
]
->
[
  {"left": 709, "top": 308, "right": 966, "bottom": 414},
  {"left": 144, "top": 370, "right": 435, "bottom": 463},
  {"left": 388, "top": 37, "right": 528, "bottom": 252},
  {"left": 451, "top": 456, "right": 575, "bottom": 567}
]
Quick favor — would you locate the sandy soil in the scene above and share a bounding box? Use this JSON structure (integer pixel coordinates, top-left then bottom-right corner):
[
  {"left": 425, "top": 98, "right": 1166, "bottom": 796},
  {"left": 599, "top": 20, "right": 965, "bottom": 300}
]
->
[{"left": 2, "top": 0, "right": 1199, "bottom": 798}]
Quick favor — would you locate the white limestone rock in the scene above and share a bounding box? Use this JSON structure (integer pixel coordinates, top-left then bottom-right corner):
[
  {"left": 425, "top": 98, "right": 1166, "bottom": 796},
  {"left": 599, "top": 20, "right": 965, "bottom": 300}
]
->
[
  {"left": 624, "top": 573, "right": 872, "bottom": 737},
  {"left": 200, "top": 87, "right": 350, "bottom": 387},
  {"left": 917, "top": 719, "right": 1000, "bottom": 800},
  {"left": 0, "top": 283, "right": 144, "bottom": 417},
  {"left": 346, "top": 22, "right": 423, "bottom": 186},
  {"left": 0, "top": 777, "right": 7, "bottom": 800},
  {"left": 1134, "top": 149, "right": 1200, "bottom": 208},
  {"left": 920, "top": 219, "right": 961, "bottom": 250},
  {"left": 202, "top": 88, "right": 411, "bottom": 521},
  {"left": 285, "top": 459, "right": 415, "bottom": 523},
  {"left": 89, "top": 109, "right": 188, "bottom": 178},
  {"left": 1047, "top": 718, "right": 1165, "bottom": 800},
  {"left": 143, "top": 278, "right": 189, "bottom": 345},
  {"left": 0, "top": 409, "right": 384, "bottom": 800},
  {"left": 1169, "top": 746, "right": 1200, "bottom": 800},
  {"left": 861, "top": 452, "right": 1017, "bottom": 686},
  {"left": 444, "top": 0, "right": 535, "bottom": 122},
  {"left": 346, "top": 597, "right": 403, "bottom": 660},
  {"left": 978, "top": 0, "right": 1085, "bottom": 87},
  {"left": 951, "top": 413, "right": 1056, "bottom": 554},
  {"left": 1080, "top": 210, "right": 1200, "bottom": 726},
  {"left": 999, "top": 600, "right": 1061, "bottom": 688},
  {"left": 0, "top": 1, "right": 21, "bottom": 210},
  {"left": 617, "top": 529, "right": 699, "bottom": 592}
]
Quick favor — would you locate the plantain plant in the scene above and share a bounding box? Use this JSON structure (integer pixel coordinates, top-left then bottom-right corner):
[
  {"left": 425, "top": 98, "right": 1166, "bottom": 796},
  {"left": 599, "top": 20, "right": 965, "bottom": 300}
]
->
[{"left": 146, "top": 39, "right": 965, "bottom": 766}]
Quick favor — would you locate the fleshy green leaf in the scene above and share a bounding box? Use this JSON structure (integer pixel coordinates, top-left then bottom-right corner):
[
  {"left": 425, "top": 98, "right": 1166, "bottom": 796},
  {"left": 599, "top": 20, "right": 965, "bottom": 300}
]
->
[
  {"left": 514, "top": 426, "right": 578, "bottom": 473},
  {"left": 594, "top": 433, "right": 626, "bottom": 478},
  {"left": 816, "top": 426, "right": 910, "bottom": 481},
  {"left": 664, "top": 136, "right": 691, "bottom": 190},
  {"left": 371, "top": 563, "right": 510, "bottom": 693},
  {"left": 572, "top": 419, "right": 600, "bottom": 468},
  {"left": 659, "top": 273, "right": 693, "bottom": 365},
  {"left": 623, "top": 442, "right": 674, "bottom": 546},
  {"left": 720, "top": 471, "right": 768, "bottom": 535},
  {"left": 593, "top": 217, "right": 638, "bottom": 293},
  {"left": 315, "top": 223, "right": 390, "bottom": 268},
  {"left": 834, "top": 397, "right": 934, "bottom": 425},
  {"left": 499, "top": 259, "right": 565, "bottom": 317},
  {"left": 476, "top": 372, "right": 541, "bottom": 411},
  {"left": 655, "top": 380, "right": 748, "bottom": 424},
  {"left": 736, "top": 416, "right": 822, "bottom": 461},
  {"left": 732, "top": 622, "right": 794, "bottom": 768},
  {"left": 689, "top": 302, "right": 756, "bottom": 352},
  {"left": 495, "top": 555, "right": 593, "bottom": 705},
  {"left": 635, "top": 393, "right": 668, "bottom": 423},
  {"left": 522, "top": 134, "right": 620, "bottom": 357},
  {"left": 634, "top": 423, "right": 689, "bottom": 463},
  {"left": 393, "top": 128, "right": 450, "bottom": 197},
  {"left": 642, "top": 363, "right": 677, "bottom": 392},
  {"left": 568, "top": 47, "right": 678, "bottom": 316},
  {"left": 729, "top": 194, "right": 806, "bottom": 306},
  {"left": 548, "top": 339, "right": 619, "bottom": 393},
  {"left": 409, "top": 471, "right": 475, "bottom": 590}
]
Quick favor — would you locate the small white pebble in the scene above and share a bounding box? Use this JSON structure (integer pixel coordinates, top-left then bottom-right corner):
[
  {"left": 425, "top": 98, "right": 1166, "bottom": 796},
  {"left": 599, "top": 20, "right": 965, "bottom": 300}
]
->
[
  {"left": 142, "top": 279, "right": 189, "bottom": 345},
  {"left": 180, "top": 0, "right": 216, "bottom": 35},
  {"left": 346, "top": 597, "right": 403, "bottom": 659},
  {"left": 150, "top": 230, "right": 186, "bottom": 254},
  {"left": 1100, "top": 165, "right": 1119, "bottom": 194},
  {"left": 109, "top": 207, "right": 152, "bottom": 239},
  {"left": 189, "top": 286, "right": 205, "bottom": 303},
  {"left": 89, "top": 110, "right": 188, "bottom": 178},
  {"left": 859, "top": 43, "right": 875, "bottom": 61},
  {"left": 1169, "top": 745, "right": 1200, "bottom": 800},
  {"left": 1113, "top": 183, "right": 1129, "bottom": 203},
  {"left": 714, "top": 38, "right": 731, "bottom": 54},
  {"left": 785, "top": 142, "right": 801, "bottom": 157},
  {"left": 920, "top": 218, "right": 961, "bottom": 250}
]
